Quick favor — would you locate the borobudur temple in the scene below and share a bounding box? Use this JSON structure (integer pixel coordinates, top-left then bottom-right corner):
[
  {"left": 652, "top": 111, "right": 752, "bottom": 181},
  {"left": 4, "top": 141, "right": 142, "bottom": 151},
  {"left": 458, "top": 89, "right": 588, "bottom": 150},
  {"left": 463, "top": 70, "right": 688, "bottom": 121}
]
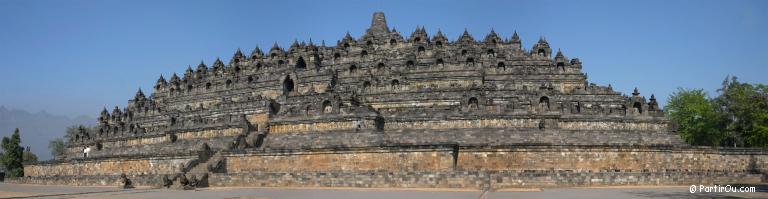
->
[{"left": 16, "top": 12, "right": 768, "bottom": 189}]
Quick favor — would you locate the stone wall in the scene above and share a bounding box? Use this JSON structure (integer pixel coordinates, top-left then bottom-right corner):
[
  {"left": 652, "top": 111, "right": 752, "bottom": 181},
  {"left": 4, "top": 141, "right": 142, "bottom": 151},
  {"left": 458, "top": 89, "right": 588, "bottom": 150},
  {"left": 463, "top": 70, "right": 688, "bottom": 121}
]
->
[
  {"left": 224, "top": 146, "right": 768, "bottom": 174},
  {"left": 19, "top": 145, "right": 768, "bottom": 188},
  {"left": 63, "top": 128, "right": 241, "bottom": 159},
  {"left": 558, "top": 121, "right": 667, "bottom": 131},
  {"left": 8, "top": 174, "right": 171, "bottom": 187},
  {"left": 175, "top": 128, "right": 242, "bottom": 140},
  {"left": 208, "top": 171, "right": 762, "bottom": 189},
  {"left": 262, "top": 129, "right": 685, "bottom": 149},
  {"left": 269, "top": 121, "right": 363, "bottom": 134},
  {"left": 387, "top": 119, "right": 539, "bottom": 130},
  {"left": 457, "top": 147, "right": 768, "bottom": 173},
  {"left": 25, "top": 155, "right": 195, "bottom": 176},
  {"left": 225, "top": 148, "right": 454, "bottom": 173},
  {"left": 211, "top": 146, "right": 768, "bottom": 188}
]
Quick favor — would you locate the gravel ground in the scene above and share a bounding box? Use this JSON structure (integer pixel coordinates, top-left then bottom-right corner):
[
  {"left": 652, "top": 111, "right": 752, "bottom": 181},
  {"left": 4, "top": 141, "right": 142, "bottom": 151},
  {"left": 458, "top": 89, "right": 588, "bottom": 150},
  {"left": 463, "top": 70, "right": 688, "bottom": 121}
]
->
[{"left": 2, "top": 183, "right": 767, "bottom": 199}]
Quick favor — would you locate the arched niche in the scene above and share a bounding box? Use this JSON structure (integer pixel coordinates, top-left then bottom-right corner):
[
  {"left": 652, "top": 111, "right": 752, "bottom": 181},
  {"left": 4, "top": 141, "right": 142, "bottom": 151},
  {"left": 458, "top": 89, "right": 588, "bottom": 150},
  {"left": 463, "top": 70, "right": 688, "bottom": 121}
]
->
[
  {"left": 363, "top": 81, "right": 371, "bottom": 91},
  {"left": 466, "top": 57, "right": 475, "bottom": 66},
  {"left": 375, "top": 116, "right": 385, "bottom": 131},
  {"left": 283, "top": 75, "right": 295, "bottom": 94},
  {"left": 322, "top": 100, "right": 332, "bottom": 113},
  {"left": 391, "top": 79, "right": 400, "bottom": 89},
  {"left": 377, "top": 63, "right": 385, "bottom": 70},
  {"left": 295, "top": 56, "right": 306, "bottom": 69},
  {"left": 268, "top": 101, "right": 280, "bottom": 115},
  {"left": 633, "top": 102, "right": 643, "bottom": 114},
  {"left": 468, "top": 97, "right": 479, "bottom": 111},
  {"left": 539, "top": 96, "right": 550, "bottom": 111}
]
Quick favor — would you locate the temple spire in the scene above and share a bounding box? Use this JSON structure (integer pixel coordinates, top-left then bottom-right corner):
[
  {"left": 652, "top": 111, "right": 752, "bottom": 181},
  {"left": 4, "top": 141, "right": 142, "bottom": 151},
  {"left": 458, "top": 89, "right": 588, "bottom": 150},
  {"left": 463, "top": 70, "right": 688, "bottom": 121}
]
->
[
  {"left": 511, "top": 31, "right": 520, "bottom": 41},
  {"left": 197, "top": 60, "right": 207, "bottom": 72},
  {"left": 367, "top": 12, "right": 390, "bottom": 36},
  {"left": 251, "top": 46, "right": 263, "bottom": 59},
  {"left": 113, "top": 106, "right": 121, "bottom": 115},
  {"left": 155, "top": 74, "right": 167, "bottom": 89},
  {"left": 458, "top": 28, "right": 475, "bottom": 43},
  {"left": 433, "top": 28, "right": 447, "bottom": 43},
  {"left": 213, "top": 57, "right": 224, "bottom": 69},
  {"left": 538, "top": 36, "right": 548, "bottom": 44},
  {"left": 170, "top": 73, "right": 180, "bottom": 83},
  {"left": 484, "top": 29, "right": 500, "bottom": 44},
  {"left": 135, "top": 88, "right": 145, "bottom": 100},
  {"left": 234, "top": 48, "right": 244, "bottom": 58},
  {"left": 157, "top": 74, "right": 166, "bottom": 84}
]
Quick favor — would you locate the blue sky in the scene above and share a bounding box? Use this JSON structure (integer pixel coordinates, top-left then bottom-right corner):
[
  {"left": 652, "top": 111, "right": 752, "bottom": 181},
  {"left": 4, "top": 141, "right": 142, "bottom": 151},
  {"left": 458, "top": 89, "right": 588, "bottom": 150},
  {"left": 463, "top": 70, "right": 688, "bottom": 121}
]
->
[{"left": 0, "top": 0, "right": 766, "bottom": 118}]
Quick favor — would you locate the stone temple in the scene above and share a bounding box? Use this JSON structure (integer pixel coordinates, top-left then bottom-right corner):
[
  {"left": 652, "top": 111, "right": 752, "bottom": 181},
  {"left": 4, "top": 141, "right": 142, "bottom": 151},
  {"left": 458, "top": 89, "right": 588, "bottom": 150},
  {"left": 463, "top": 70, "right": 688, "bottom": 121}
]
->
[{"left": 17, "top": 12, "right": 768, "bottom": 188}]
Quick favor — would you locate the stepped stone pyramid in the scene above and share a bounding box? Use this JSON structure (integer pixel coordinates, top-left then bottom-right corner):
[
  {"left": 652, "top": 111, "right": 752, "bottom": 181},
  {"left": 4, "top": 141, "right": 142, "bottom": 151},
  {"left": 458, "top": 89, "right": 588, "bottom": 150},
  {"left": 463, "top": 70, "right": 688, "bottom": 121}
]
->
[{"left": 19, "top": 12, "right": 767, "bottom": 189}]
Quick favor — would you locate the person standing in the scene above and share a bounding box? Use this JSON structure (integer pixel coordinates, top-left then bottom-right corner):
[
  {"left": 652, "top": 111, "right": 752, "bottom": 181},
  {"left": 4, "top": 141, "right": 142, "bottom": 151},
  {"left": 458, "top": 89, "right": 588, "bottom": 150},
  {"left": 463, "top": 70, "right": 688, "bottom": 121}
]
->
[{"left": 84, "top": 146, "right": 91, "bottom": 158}]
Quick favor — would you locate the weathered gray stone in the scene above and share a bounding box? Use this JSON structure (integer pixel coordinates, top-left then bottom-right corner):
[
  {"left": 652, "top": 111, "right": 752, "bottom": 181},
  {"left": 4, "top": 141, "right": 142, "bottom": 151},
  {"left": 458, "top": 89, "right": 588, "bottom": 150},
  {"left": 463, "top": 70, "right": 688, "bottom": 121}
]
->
[{"left": 17, "top": 12, "right": 767, "bottom": 189}]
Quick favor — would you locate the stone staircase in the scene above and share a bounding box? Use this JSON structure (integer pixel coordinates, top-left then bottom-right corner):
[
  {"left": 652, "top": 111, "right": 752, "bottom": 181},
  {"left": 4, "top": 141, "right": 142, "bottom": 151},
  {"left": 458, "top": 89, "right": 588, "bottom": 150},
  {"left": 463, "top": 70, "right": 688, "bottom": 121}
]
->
[
  {"left": 187, "top": 150, "right": 223, "bottom": 175},
  {"left": 173, "top": 125, "right": 254, "bottom": 188},
  {"left": 168, "top": 150, "right": 221, "bottom": 189}
]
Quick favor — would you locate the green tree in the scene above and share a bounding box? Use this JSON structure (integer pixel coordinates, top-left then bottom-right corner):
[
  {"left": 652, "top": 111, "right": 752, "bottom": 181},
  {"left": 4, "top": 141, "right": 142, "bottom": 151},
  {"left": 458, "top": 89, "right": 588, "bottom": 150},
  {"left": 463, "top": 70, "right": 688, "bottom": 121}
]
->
[
  {"left": 665, "top": 88, "right": 727, "bottom": 146},
  {"left": 667, "top": 76, "right": 768, "bottom": 148},
  {"left": 64, "top": 125, "right": 80, "bottom": 142},
  {"left": 753, "top": 84, "right": 768, "bottom": 147},
  {"left": 48, "top": 138, "right": 66, "bottom": 158},
  {"left": 1, "top": 128, "right": 24, "bottom": 177},
  {"left": 715, "top": 76, "right": 768, "bottom": 147},
  {"left": 22, "top": 148, "right": 38, "bottom": 164},
  {"left": 47, "top": 124, "right": 93, "bottom": 160}
]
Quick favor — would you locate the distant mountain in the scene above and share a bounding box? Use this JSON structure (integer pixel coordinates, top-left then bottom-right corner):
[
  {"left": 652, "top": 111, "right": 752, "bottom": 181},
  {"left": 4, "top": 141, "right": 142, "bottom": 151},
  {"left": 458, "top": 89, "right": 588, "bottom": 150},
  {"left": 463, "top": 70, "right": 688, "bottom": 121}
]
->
[{"left": 0, "top": 106, "right": 96, "bottom": 160}]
